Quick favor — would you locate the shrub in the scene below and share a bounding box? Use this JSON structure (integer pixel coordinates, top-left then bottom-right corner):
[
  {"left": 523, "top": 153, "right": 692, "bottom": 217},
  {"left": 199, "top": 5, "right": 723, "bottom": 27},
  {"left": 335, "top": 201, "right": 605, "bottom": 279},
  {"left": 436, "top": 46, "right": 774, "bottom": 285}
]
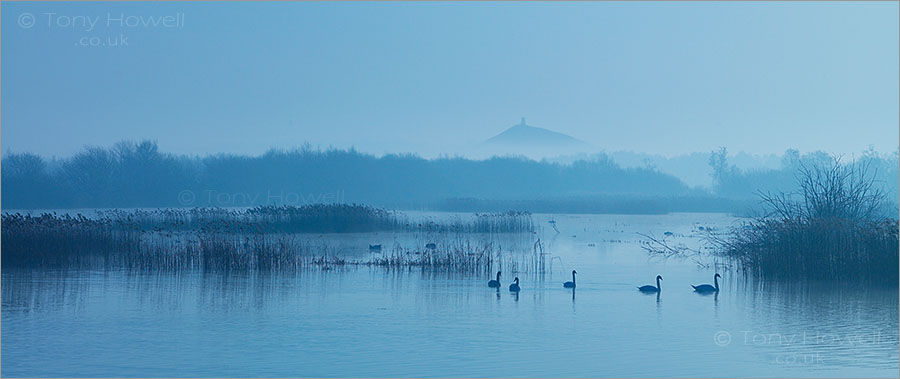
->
[{"left": 717, "top": 157, "right": 899, "bottom": 284}]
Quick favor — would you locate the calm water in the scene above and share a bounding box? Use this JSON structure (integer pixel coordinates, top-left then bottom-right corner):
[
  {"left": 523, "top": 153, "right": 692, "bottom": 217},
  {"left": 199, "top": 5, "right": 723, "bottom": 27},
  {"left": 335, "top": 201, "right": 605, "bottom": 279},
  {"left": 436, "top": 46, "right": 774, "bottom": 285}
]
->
[{"left": 2, "top": 213, "right": 898, "bottom": 377}]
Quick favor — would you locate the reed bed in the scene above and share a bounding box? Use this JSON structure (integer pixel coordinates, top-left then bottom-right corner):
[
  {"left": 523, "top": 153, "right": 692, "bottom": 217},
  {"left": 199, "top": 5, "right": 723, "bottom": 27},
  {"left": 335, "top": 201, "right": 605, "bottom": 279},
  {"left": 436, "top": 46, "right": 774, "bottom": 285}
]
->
[
  {"left": 413, "top": 211, "right": 535, "bottom": 234},
  {"left": 92, "top": 205, "right": 534, "bottom": 234},
  {"left": 639, "top": 158, "right": 899, "bottom": 284},
  {"left": 369, "top": 240, "right": 494, "bottom": 273},
  {"left": 127, "top": 232, "right": 315, "bottom": 271},
  {"left": 98, "top": 204, "right": 403, "bottom": 233},
  {"left": 2, "top": 206, "right": 537, "bottom": 272},
  {"left": 713, "top": 158, "right": 898, "bottom": 283},
  {"left": 1, "top": 213, "right": 141, "bottom": 267},
  {"left": 715, "top": 217, "right": 898, "bottom": 283}
]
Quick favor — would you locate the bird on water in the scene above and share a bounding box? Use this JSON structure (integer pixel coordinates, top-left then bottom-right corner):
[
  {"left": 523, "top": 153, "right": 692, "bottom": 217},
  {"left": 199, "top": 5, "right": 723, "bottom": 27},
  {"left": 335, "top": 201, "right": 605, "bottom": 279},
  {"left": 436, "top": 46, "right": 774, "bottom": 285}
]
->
[
  {"left": 692, "top": 273, "right": 720, "bottom": 293},
  {"left": 563, "top": 270, "right": 577, "bottom": 288},
  {"left": 638, "top": 275, "right": 662, "bottom": 293},
  {"left": 509, "top": 277, "right": 521, "bottom": 292},
  {"left": 488, "top": 271, "right": 501, "bottom": 288}
]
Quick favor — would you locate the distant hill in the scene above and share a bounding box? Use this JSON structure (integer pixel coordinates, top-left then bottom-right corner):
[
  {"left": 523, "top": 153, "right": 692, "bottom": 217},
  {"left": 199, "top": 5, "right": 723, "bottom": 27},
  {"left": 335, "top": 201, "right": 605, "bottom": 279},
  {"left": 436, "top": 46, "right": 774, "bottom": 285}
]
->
[{"left": 481, "top": 118, "right": 593, "bottom": 158}]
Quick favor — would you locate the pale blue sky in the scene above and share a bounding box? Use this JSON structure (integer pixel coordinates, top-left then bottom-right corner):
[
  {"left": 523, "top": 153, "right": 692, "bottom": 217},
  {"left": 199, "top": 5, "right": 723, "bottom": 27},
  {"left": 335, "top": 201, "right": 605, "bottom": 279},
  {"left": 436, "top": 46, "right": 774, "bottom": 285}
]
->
[{"left": 2, "top": 1, "right": 898, "bottom": 158}]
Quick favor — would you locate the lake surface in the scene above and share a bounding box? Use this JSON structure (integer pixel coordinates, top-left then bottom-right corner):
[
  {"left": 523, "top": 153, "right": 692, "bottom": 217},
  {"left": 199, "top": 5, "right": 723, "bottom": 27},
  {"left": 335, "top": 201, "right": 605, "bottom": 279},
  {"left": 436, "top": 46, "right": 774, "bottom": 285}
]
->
[{"left": 2, "top": 212, "right": 898, "bottom": 377}]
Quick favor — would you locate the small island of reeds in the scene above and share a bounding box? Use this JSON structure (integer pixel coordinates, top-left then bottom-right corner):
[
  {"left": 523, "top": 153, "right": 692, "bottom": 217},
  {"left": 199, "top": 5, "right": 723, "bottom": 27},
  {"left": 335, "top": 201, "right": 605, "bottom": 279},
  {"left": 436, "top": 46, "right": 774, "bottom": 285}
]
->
[
  {"left": 1, "top": 204, "right": 537, "bottom": 272},
  {"left": 644, "top": 158, "right": 899, "bottom": 284}
]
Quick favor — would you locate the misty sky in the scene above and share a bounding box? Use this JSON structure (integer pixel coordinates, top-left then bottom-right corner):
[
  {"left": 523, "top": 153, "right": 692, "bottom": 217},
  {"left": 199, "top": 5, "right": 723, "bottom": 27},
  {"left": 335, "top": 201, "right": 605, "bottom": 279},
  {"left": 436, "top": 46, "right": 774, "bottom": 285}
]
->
[{"left": 2, "top": 1, "right": 898, "bottom": 159}]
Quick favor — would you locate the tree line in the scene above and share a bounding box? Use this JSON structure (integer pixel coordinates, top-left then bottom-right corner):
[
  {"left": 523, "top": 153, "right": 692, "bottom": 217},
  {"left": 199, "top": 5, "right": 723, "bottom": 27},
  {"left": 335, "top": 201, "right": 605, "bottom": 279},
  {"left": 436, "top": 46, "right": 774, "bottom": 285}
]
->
[
  {"left": 4, "top": 140, "right": 896, "bottom": 213},
  {"left": 3, "top": 140, "right": 696, "bottom": 210},
  {"left": 708, "top": 146, "right": 899, "bottom": 215}
]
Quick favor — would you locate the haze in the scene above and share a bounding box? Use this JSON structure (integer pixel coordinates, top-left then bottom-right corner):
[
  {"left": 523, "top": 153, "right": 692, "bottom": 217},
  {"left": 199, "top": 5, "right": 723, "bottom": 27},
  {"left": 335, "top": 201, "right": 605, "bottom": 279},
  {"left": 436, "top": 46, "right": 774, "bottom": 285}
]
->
[{"left": 2, "top": 1, "right": 898, "bottom": 158}]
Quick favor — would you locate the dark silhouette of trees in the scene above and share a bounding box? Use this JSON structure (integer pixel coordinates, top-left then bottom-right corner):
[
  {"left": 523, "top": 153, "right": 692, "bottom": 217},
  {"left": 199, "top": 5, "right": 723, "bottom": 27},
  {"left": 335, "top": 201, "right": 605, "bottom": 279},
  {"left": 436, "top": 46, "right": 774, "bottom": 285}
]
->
[
  {"left": 708, "top": 147, "right": 898, "bottom": 216},
  {"left": 4, "top": 141, "right": 895, "bottom": 214},
  {"left": 3, "top": 140, "right": 698, "bottom": 210}
]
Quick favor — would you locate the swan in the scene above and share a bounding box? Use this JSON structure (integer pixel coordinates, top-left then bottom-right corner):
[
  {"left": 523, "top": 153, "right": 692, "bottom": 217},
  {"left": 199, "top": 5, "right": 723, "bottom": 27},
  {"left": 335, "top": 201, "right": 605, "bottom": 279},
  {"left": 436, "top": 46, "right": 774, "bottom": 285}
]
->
[
  {"left": 488, "top": 271, "right": 501, "bottom": 288},
  {"left": 638, "top": 275, "right": 662, "bottom": 293},
  {"left": 509, "top": 277, "right": 521, "bottom": 292},
  {"left": 563, "top": 270, "right": 577, "bottom": 288},
  {"left": 692, "top": 273, "right": 720, "bottom": 293}
]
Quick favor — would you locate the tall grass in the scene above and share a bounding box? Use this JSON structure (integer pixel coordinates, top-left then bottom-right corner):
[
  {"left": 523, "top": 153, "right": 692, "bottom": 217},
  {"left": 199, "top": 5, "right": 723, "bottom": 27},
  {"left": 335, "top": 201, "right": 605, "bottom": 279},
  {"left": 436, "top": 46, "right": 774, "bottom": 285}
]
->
[
  {"left": 2, "top": 205, "right": 536, "bottom": 271},
  {"left": 714, "top": 158, "right": 899, "bottom": 284},
  {"left": 716, "top": 217, "right": 898, "bottom": 282},
  {"left": 1, "top": 213, "right": 141, "bottom": 267},
  {"left": 93, "top": 204, "right": 534, "bottom": 234},
  {"left": 413, "top": 211, "right": 535, "bottom": 233},
  {"left": 129, "top": 232, "right": 315, "bottom": 271},
  {"left": 369, "top": 241, "right": 494, "bottom": 273},
  {"left": 98, "top": 204, "right": 403, "bottom": 233}
]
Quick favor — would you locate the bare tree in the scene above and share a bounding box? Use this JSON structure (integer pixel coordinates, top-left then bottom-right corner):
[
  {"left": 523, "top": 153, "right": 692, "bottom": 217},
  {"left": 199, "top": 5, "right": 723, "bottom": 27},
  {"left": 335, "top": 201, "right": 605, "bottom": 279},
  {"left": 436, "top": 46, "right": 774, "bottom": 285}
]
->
[{"left": 757, "top": 156, "right": 887, "bottom": 222}]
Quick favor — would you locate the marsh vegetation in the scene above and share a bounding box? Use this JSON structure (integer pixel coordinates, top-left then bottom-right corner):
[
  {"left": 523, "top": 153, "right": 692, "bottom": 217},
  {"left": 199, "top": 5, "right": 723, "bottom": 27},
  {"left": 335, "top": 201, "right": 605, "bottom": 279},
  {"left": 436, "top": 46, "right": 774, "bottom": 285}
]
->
[
  {"left": 643, "top": 157, "right": 899, "bottom": 284},
  {"left": 716, "top": 158, "right": 898, "bottom": 283},
  {"left": 1, "top": 204, "right": 537, "bottom": 272}
]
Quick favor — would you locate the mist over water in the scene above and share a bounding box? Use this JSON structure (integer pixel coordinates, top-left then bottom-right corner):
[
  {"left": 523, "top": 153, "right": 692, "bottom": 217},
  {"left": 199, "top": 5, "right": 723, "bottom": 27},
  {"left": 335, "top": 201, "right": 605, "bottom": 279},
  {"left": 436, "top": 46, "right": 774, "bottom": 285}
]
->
[
  {"left": 3, "top": 141, "right": 898, "bottom": 215},
  {"left": 2, "top": 1, "right": 898, "bottom": 378},
  {"left": 3, "top": 213, "right": 897, "bottom": 377}
]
